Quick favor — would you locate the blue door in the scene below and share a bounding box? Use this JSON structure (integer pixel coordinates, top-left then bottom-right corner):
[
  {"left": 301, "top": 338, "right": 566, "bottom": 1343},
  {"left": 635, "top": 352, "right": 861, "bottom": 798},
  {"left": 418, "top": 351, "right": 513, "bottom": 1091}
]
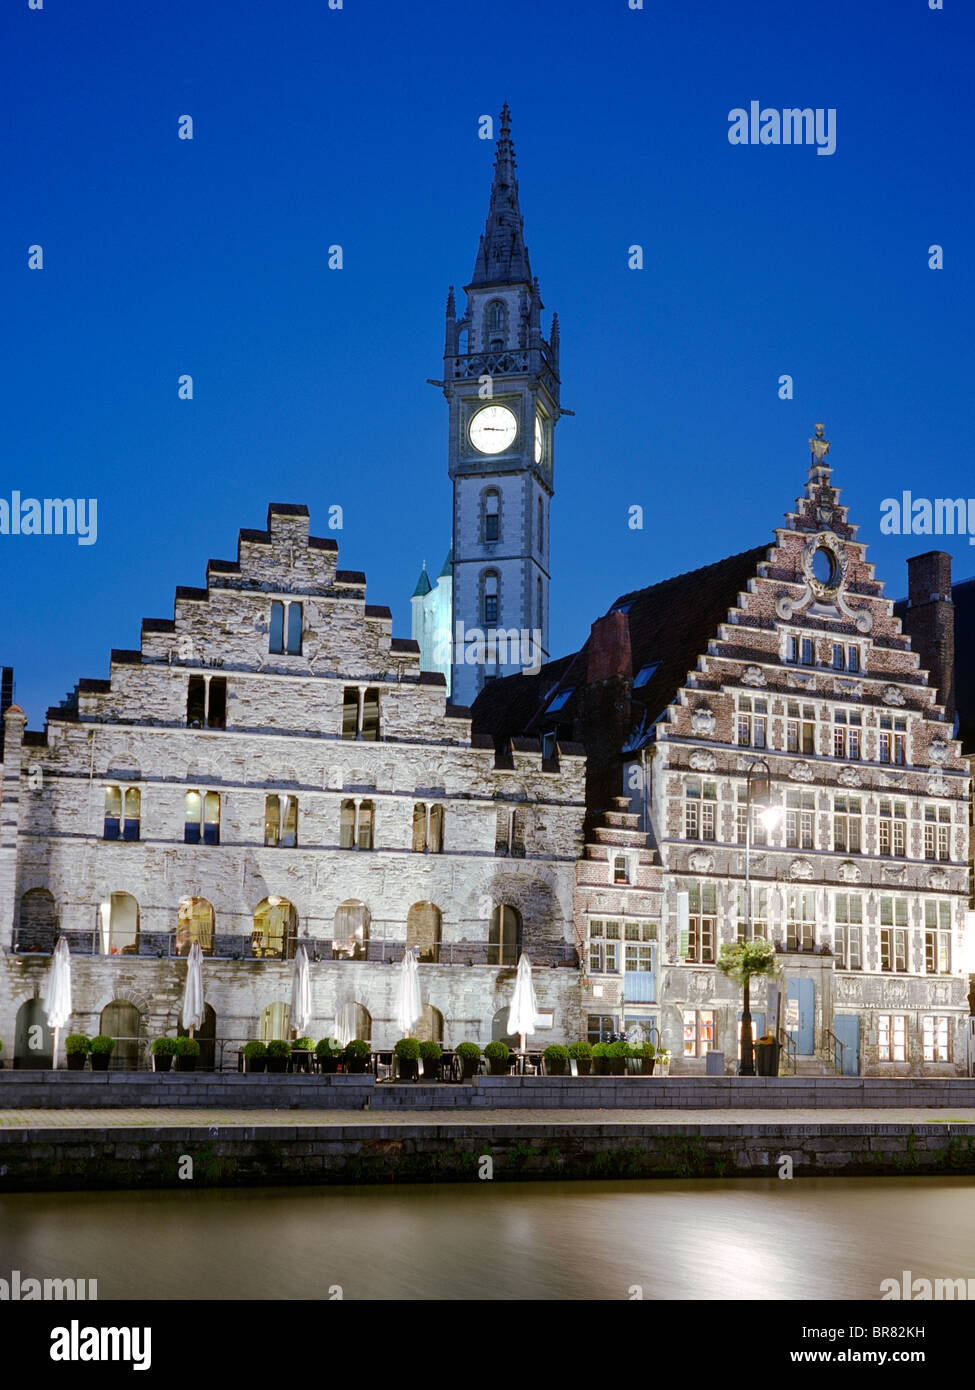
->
[
  {"left": 832, "top": 1014, "right": 860, "bottom": 1076},
  {"left": 786, "top": 978, "right": 815, "bottom": 1055}
]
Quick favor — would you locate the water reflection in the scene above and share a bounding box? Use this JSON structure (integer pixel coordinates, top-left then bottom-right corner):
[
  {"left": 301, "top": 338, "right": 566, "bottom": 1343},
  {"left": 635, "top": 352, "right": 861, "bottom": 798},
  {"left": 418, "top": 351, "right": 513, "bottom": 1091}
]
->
[{"left": 2, "top": 1178, "right": 975, "bottom": 1300}]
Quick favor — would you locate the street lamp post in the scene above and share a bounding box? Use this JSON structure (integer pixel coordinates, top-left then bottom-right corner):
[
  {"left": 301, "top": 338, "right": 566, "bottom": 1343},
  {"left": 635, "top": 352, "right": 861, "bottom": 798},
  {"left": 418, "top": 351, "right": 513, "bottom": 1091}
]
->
[{"left": 740, "top": 758, "right": 781, "bottom": 1076}]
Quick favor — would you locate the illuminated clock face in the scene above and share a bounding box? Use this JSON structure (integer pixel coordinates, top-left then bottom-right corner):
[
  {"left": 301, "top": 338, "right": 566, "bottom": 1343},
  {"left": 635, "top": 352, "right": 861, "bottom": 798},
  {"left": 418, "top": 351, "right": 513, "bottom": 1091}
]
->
[
  {"left": 469, "top": 404, "right": 517, "bottom": 455},
  {"left": 535, "top": 414, "right": 544, "bottom": 464}
]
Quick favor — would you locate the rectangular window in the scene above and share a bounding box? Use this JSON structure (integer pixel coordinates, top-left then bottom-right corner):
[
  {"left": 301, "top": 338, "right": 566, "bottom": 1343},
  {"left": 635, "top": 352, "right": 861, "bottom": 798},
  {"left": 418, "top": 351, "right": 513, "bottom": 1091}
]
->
[
  {"left": 587, "top": 1015, "right": 617, "bottom": 1044},
  {"left": 878, "top": 1014, "right": 907, "bottom": 1063},
  {"left": 833, "top": 893, "right": 863, "bottom": 969},
  {"left": 924, "top": 900, "right": 951, "bottom": 974},
  {"left": 685, "top": 782, "right": 717, "bottom": 842},
  {"left": 801, "top": 637, "right": 814, "bottom": 666},
  {"left": 786, "top": 889, "right": 816, "bottom": 951},
  {"left": 832, "top": 643, "right": 845, "bottom": 670},
  {"left": 737, "top": 696, "right": 767, "bottom": 749},
  {"left": 264, "top": 794, "right": 298, "bottom": 849},
  {"left": 484, "top": 594, "right": 499, "bottom": 624},
  {"left": 485, "top": 513, "right": 499, "bottom": 542},
  {"left": 685, "top": 883, "right": 716, "bottom": 963},
  {"left": 833, "top": 795, "right": 862, "bottom": 854},
  {"left": 122, "top": 788, "right": 141, "bottom": 841},
  {"left": 848, "top": 646, "right": 860, "bottom": 673},
  {"left": 879, "top": 715, "right": 907, "bottom": 765},
  {"left": 922, "top": 1016, "right": 950, "bottom": 1063},
  {"left": 186, "top": 790, "right": 220, "bottom": 845},
  {"left": 786, "top": 790, "right": 815, "bottom": 850},
  {"left": 924, "top": 805, "right": 952, "bottom": 862},
  {"left": 203, "top": 790, "right": 220, "bottom": 845},
  {"left": 878, "top": 799, "right": 907, "bottom": 857},
  {"left": 269, "top": 601, "right": 284, "bottom": 654},
  {"left": 736, "top": 886, "right": 768, "bottom": 943},
  {"left": 269, "top": 600, "right": 303, "bottom": 655},
  {"left": 342, "top": 687, "right": 381, "bottom": 741},
  {"left": 786, "top": 702, "right": 816, "bottom": 756},
  {"left": 682, "top": 1009, "right": 715, "bottom": 1058},
  {"left": 613, "top": 855, "right": 630, "bottom": 885}
]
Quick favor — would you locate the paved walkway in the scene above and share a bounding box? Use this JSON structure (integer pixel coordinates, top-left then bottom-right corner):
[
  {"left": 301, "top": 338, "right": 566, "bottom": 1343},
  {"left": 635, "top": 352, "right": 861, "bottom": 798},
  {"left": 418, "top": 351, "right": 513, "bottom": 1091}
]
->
[{"left": 2, "top": 1107, "right": 975, "bottom": 1130}]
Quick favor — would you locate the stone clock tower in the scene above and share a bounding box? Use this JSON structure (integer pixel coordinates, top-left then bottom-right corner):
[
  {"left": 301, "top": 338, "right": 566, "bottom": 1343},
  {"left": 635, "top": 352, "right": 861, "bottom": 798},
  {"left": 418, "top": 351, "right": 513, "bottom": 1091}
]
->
[{"left": 439, "top": 105, "right": 562, "bottom": 708}]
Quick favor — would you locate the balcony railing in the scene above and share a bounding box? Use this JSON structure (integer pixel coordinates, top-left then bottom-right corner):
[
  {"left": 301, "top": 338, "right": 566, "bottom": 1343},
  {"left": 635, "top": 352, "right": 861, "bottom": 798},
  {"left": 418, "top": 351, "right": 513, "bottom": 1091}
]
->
[{"left": 10, "top": 926, "right": 579, "bottom": 969}]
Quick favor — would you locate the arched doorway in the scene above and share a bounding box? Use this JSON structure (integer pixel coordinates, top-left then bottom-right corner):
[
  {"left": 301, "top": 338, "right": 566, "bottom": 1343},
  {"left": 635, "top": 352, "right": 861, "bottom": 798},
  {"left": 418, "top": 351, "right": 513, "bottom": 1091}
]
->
[
  {"left": 252, "top": 897, "right": 297, "bottom": 960},
  {"left": 260, "top": 1002, "right": 291, "bottom": 1042},
  {"left": 332, "top": 900, "right": 369, "bottom": 960},
  {"left": 176, "top": 897, "right": 215, "bottom": 956},
  {"left": 491, "top": 1007, "right": 519, "bottom": 1049},
  {"left": 179, "top": 1002, "right": 216, "bottom": 1071},
  {"left": 335, "top": 1001, "right": 371, "bottom": 1044},
  {"left": 98, "top": 892, "right": 140, "bottom": 955},
  {"left": 416, "top": 1004, "right": 444, "bottom": 1044},
  {"left": 99, "top": 1000, "right": 143, "bottom": 1070},
  {"left": 18, "top": 889, "right": 57, "bottom": 954},
  {"left": 14, "top": 998, "right": 52, "bottom": 1069},
  {"left": 407, "top": 902, "right": 441, "bottom": 964},
  {"left": 489, "top": 904, "right": 522, "bottom": 966}
]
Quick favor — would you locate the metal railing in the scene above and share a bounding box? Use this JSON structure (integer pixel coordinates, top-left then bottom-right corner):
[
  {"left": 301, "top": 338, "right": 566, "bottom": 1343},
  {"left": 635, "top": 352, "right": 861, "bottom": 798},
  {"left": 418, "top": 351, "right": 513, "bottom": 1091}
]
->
[
  {"left": 823, "top": 1027, "right": 849, "bottom": 1076},
  {"left": 10, "top": 926, "right": 579, "bottom": 969},
  {"left": 777, "top": 1028, "right": 798, "bottom": 1074}
]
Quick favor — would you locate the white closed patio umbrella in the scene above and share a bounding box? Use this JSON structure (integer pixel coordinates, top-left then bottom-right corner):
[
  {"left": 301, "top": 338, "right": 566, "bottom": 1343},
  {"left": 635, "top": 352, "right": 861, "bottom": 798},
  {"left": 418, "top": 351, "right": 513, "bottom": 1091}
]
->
[
  {"left": 506, "top": 952, "right": 539, "bottom": 1056},
  {"left": 335, "top": 1001, "right": 358, "bottom": 1047},
  {"left": 42, "top": 936, "right": 72, "bottom": 1069},
  {"left": 394, "top": 947, "right": 422, "bottom": 1038},
  {"left": 181, "top": 940, "right": 205, "bottom": 1037},
  {"left": 290, "top": 945, "right": 312, "bottom": 1038}
]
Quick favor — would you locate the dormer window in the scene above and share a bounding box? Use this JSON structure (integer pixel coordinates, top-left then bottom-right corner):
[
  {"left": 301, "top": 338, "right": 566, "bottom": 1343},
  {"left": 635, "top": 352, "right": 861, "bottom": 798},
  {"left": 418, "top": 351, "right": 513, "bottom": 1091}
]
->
[{"left": 613, "top": 854, "right": 631, "bottom": 885}]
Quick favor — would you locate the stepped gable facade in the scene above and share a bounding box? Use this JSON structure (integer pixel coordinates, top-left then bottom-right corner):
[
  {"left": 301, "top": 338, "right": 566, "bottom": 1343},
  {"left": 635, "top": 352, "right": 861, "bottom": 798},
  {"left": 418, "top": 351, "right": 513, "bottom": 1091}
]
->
[{"left": 0, "top": 504, "right": 586, "bottom": 1064}]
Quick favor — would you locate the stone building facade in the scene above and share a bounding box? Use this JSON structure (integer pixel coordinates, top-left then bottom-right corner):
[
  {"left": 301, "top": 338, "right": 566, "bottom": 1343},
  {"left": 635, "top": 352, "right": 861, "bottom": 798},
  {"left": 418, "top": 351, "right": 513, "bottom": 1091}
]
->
[
  {"left": 475, "top": 435, "right": 973, "bottom": 1075},
  {"left": 0, "top": 504, "right": 586, "bottom": 1066}
]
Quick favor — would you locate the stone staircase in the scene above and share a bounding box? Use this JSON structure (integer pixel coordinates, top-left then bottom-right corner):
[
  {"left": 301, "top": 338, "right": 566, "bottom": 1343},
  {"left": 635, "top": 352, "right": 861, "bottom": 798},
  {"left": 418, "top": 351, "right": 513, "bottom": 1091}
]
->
[{"left": 794, "top": 1056, "right": 839, "bottom": 1077}]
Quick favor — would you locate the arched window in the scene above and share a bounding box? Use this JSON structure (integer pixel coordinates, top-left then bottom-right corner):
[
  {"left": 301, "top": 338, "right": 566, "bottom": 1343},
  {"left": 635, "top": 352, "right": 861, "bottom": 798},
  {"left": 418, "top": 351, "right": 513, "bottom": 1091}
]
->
[
  {"left": 491, "top": 1006, "right": 519, "bottom": 1049},
  {"left": 252, "top": 897, "right": 298, "bottom": 960},
  {"left": 486, "top": 300, "right": 506, "bottom": 349},
  {"left": 407, "top": 902, "right": 442, "bottom": 964},
  {"left": 100, "top": 1000, "right": 143, "bottom": 1071},
  {"left": 340, "top": 799, "right": 373, "bottom": 849},
  {"left": 416, "top": 1004, "right": 444, "bottom": 1044},
  {"left": 483, "top": 571, "right": 499, "bottom": 626},
  {"left": 483, "top": 489, "right": 500, "bottom": 543},
  {"left": 18, "top": 888, "right": 57, "bottom": 953},
  {"left": 265, "top": 794, "right": 298, "bottom": 848},
  {"left": 489, "top": 904, "right": 522, "bottom": 966},
  {"left": 177, "top": 897, "right": 215, "bottom": 956},
  {"left": 260, "top": 1001, "right": 291, "bottom": 1042},
  {"left": 98, "top": 892, "right": 139, "bottom": 955},
  {"left": 333, "top": 900, "right": 370, "bottom": 961}
]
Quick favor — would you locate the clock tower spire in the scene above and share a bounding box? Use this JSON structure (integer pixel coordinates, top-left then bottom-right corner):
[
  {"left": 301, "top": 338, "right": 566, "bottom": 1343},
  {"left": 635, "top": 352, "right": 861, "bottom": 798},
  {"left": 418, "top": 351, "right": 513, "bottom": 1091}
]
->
[{"left": 441, "top": 105, "right": 562, "bottom": 708}]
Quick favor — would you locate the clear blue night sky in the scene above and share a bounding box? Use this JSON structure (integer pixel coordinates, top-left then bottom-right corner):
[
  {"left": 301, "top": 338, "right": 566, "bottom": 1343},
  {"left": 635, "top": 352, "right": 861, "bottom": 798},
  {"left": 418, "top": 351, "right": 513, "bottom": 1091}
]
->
[{"left": 4, "top": 0, "right": 973, "bottom": 727}]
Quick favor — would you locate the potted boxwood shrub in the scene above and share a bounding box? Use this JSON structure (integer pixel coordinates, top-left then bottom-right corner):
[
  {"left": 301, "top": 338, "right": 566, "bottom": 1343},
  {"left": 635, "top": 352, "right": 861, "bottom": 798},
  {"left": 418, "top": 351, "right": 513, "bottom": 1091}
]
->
[
  {"left": 242, "top": 1040, "right": 267, "bottom": 1074},
  {"left": 65, "top": 1033, "right": 90, "bottom": 1071},
  {"left": 568, "top": 1040, "right": 593, "bottom": 1076},
  {"left": 175, "top": 1036, "right": 200, "bottom": 1072},
  {"left": 291, "top": 1036, "right": 315, "bottom": 1074},
  {"left": 315, "top": 1038, "right": 341, "bottom": 1074},
  {"left": 543, "top": 1044, "right": 569, "bottom": 1077},
  {"left": 343, "top": 1038, "right": 371, "bottom": 1075},
  {"left": 266, "top": 1039, "right": 290, "bottom": 1073},
  {"left": 608, "top": 1040, "right": 629, "bottom": 1076},
  {"left": 455, "top": 1040, "right": 481, "bottom": 1080},
  {"left": 151, "top": 1037, "right": 177, "bottom": 1073},
  {"left": 394, "top": 1036, "right": 421, "bottom": 1081},
  {"left": 89, "top": 1035, "right": 115, "bottom": 1071},
  {"left": 591, "top": 1042, "right": 611, "bottom": 1075},
  {"left": 484, "top": 1039, "right": 510, "bottom": 1076},
  {"left": 419, "top": 1039, "right": 442, "bottom": 1081},
  {"left": 632, "top": 1042, "right": 656, "bottom": 1076}
]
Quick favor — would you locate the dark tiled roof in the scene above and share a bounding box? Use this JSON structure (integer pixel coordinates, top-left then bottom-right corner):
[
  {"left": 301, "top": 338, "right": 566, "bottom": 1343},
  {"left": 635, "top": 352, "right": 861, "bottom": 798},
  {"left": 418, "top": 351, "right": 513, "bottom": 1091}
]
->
[
  {"left": 308, "top": 535, "right": 338, "bottom": 552},
  {"left": 334, "top": 570, "right": 366, "bottom": 586},
  {"left": 207, "top": 558, "right": 241, "bottom": 574},
  {"left": 238, "top": 528, "right": 271, "bottom": 545},
  {"left": 390, "top": 637, "right": 420, "bottom": 654},
  {"left": 472, "top": 545, "right": 770, "bottom": 740},
  {"left": 78, "top": 679, "right": 110, "bottom": 693}
]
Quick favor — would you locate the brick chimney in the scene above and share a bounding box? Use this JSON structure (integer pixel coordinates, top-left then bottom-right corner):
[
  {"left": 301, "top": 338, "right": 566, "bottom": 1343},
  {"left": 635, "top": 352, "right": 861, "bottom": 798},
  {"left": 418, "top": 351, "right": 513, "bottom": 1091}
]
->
[
  {"left": 579, "top": 611, "right": 633, "bottom": 819},
  {"left": 903, "top": 552, "right": 955, "bottom": 723}
]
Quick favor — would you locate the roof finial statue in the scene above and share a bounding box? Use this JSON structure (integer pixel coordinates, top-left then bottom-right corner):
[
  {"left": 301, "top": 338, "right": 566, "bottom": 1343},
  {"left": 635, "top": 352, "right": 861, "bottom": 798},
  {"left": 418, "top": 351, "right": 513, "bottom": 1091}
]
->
[{"left": 808, "top": 422, "right": 832, "bottom": 484}]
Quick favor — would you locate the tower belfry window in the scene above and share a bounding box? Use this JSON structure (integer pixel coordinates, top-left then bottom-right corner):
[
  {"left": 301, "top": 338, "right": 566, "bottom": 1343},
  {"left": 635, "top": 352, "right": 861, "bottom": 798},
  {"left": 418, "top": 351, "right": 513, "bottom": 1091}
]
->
[{"left": 484, "top": 490, "right": 500, "bottom": 543}]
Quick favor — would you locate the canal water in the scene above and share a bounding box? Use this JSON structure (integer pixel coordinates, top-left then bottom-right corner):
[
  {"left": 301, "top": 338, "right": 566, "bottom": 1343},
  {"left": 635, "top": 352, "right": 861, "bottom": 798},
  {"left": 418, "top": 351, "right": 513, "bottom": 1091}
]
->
[{"left": 3, "top": 1177, "right": 975, "bottom": 1300}]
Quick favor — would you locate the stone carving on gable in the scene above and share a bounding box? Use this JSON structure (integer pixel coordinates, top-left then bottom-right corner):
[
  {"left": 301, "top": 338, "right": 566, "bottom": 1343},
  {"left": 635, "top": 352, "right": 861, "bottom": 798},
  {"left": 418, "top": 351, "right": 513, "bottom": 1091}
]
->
[
  {"left": 837, "top": 766, "right": 861, "bottom": 788},
  {"left": 689, "top": 749, "right": 717, "bottom": 772},
  {"left": 926, "top": 774, "right": 950, "bottom": 797},
  {"left": 837, "top": 860, "right": 862, "bottom": 883},
  {"left": 692, "top": 971, "right": 713, "bottom": 1000},
  {"left": 886, "top": 979, "right": 909, "bottom": 1008},
  {"left": 883, "top": 685, "right": 906, "bottom": 707},
  {"left": 835, "top": 976, "right": 863, "bottom": 1003},
  {"left": 928, "top": 739, "right": 949, "bottom": 766},
  {"left": 741, "top": 666, "right": 766, "bottom": 688},
  {"left": 933, "top": 981, "right": 952, "bottom": 1006},
  {"left": 882, "top": 864, "right": 907, "bottom": 884},
  {"left": 789, "top": 761, "right": 815, "bottom": 782},
  {"left": 789, "top": 858, "right": 814, "bottom": 881},
  {"left": 690, "top": 708, "right": 716, "bottom": 736},
  {"left": 833, "top": 680, "right": 863, "bottom": 700},
  {"left": 786, "top": 670, "right": 816, "bottom": 691},
  {"left": 927, "top": 869, "right": 951, "bottom": 891},
  {"left": 882, "top": 771, "right": 906, "bottom": 787},
  {"left": 688, "top": 851, "right": 715, "bottom": 873}
]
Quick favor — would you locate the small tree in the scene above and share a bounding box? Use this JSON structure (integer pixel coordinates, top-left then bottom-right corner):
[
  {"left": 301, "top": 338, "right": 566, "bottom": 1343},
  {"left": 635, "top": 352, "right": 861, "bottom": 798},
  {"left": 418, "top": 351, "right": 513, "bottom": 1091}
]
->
[{"left": 717, "top": 937, "right": 778, "bottom": 1076}]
